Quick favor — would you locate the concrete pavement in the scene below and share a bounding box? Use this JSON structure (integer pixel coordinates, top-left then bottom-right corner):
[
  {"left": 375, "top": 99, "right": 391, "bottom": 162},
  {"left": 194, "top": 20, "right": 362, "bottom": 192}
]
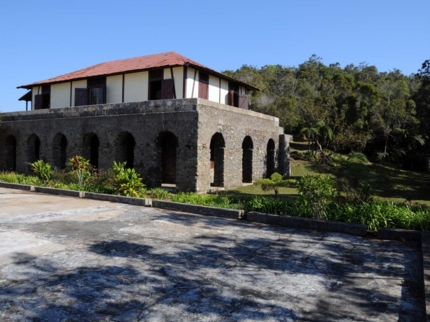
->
[{"left": 0, "top": 187, "right": 424, "bottom": 321}]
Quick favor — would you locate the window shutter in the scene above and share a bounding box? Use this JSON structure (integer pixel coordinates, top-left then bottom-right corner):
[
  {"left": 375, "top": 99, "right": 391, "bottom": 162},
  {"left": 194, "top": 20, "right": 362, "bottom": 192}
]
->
[
  {"left": 34, "top": 94, "right": 43, "bottom": 110},
  {"left": 228, "top": 90, "right": 234, "bottom": 106},
  {"left": 198, "top": 81, "right": 208, "bottom": 99},
  {"left": 75, "top": 88, "right": 88, "bottom": 106},
  {"left": 238, "top": 94, "right": 249, "bottom": 110},
  {"left": 198, "top": 72, "right": 209, "bottom": 100},
  {"left": 161, "top": 79, "right": 174, "bottom": 99}
]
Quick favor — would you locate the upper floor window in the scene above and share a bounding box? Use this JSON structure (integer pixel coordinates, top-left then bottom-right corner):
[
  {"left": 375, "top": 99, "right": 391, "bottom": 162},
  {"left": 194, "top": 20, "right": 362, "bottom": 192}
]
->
[
  {"left": 149, "top": 70, "right": 163, "bottom": 100},
  {"left": 75, "top": 76, "right": 106, "bottom": 106},
  {"left": 149, "top": 69, "right": 174, "bottom": 100},
  {"left": 87, "top": 77, "right": 106, "bottom": 105},
  {"left": 198, "top": 72, "right": 209, "bottom": 99},
  {"left": 34, "top": 84, "right": 50, "bottom": 110},
  {"left": 89, "top": 88, "right": 104, "bottom": 105}
]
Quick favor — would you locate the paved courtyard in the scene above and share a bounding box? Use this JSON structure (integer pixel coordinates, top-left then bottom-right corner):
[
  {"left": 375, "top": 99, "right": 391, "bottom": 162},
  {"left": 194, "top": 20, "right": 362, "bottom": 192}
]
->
[{"left": 0, "top": 187, "right": 424, "bottom": 321}]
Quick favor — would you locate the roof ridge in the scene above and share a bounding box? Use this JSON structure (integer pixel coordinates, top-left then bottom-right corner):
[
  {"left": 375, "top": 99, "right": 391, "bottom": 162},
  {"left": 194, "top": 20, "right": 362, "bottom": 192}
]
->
[{"left": 17, "top": 52, "right": 260, "bottom": 91}]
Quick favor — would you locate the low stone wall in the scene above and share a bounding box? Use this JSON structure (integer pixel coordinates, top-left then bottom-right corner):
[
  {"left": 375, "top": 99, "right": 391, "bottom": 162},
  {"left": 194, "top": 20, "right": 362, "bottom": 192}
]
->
[
  {"left": 246, "top": 211, "right": 368, "bottom": 237},
  {"left": 151, "top": 199, "right": 242, "bottom": 219},
  {"left": 377, "top": 227, "right": 422, "bottom": 241}
]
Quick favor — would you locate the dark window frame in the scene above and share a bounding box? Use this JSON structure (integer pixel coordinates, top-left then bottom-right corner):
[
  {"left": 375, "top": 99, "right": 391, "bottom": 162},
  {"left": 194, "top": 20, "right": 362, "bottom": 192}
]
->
[
  {"left": 86, "top": 76, "right": 106, "bottom": 105},
  {"left": 35, "top": 84, "right": 51, "bottom": 110},
  {"left": 149, "top": 69, "right": 164, "bottom": 100},
  {"left": 198, "top": 71, "right": 209, "bottom": 99}
]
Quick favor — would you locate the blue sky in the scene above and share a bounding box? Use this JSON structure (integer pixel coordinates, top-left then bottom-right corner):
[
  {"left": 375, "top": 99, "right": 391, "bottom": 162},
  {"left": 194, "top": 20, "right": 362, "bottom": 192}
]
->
[{"left": 1, "top": 0, "right": 429, "bottom": 112}]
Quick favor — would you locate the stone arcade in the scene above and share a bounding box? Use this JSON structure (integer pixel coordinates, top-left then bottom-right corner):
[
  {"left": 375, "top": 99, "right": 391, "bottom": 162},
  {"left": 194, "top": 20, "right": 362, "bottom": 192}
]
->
[{"left": 0, "top": 52, "right": 290, "bottom": 192}]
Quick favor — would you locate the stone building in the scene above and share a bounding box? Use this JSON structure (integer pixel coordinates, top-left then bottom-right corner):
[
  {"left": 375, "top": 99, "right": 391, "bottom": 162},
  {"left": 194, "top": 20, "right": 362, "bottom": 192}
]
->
[{"left": 0, "top": 52, "right": 290, "bottom": 192}]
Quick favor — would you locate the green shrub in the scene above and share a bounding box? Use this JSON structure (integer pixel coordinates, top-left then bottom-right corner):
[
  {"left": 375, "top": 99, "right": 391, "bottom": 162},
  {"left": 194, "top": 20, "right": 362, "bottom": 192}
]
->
[
  {"left": 50, "top": 169, "right": 75, "bottom": 185},
  {"left": 297, "top": 174, "right": 337, "bottom": 219},
  {"left": 0, "top": 172, "right": 42, "bottom": 185},
  {"left": 148, "top": 188, "right": 171, "bottom": 200},
  {"left": 171, "top": 192, "right": 236, "bottom": 208},
  {"left": 85, "top": 169, "right": 116, "bottom": 194},
  {"left": 31, "top": 160, "right": 52, "bottom": 183},
  {"left": 254, "top": 172, "right": 283, "bottom": 198},
  {"left": 112, "top": 161, "right": 145, "bottom": 197}
]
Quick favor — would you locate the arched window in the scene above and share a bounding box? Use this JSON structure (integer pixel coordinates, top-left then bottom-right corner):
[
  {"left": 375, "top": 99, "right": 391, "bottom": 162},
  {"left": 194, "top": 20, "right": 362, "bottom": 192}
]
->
[
  {"left": 117, "top": 132, "right": 135, "bottom": 169},
  {"left": 266, "top": 139, "right": 275, "bottom": 177},
  {"left": 53, "top": 133, "right": 68, "bottom": 169},
  {"left": 157, "top": 131, "right": 178, "bottom": 184},
  {"left": 27, "top": 134, "right": 41, "bottom": 164},
  {"left": 210, "top": 133, "right": 225, "bottom": 187},
  {"left": 242, "top": 136, "right": 253, "bottom": 183},
  {"left": 5, "top": 135, "right": 17, "bottom": 171},
  {"left": 83, "top": 133, "right": 100, "bottom": 169}
]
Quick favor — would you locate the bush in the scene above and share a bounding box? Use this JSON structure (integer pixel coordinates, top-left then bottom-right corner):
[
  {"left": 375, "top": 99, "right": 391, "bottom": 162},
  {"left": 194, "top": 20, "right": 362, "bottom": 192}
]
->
[
  {"left": 171, "top": 192, "right": 236, "bottom": 208},
  {"left": 51, "top": 169, "right": 75, "bottom": 185},
  {"left": 31, "top": 160, "right": 51, "bottom": 183},
  {"left": 85, "top": 169, "right": 116, "bottom": 194},
  {"left": 148, "top": 188, "right": 171, "bottom": 200},
  {"left": 254, "top": 172, "right": 283, "bottom": 198},
  {"left": 0, "top": 172, "right": 42, "bottom": 186},
  {"left": 112, "top": 161, "right": 145, "bottom": 197},
  {"left": 325, "top": 201, "right": 430, "bottom": 231},
  {"left": 297, "top": 174, "right": 337, "bottom": 219}
]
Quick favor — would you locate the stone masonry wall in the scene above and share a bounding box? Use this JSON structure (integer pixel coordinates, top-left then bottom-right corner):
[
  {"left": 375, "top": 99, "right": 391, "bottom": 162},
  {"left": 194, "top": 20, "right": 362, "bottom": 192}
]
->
[
  {"left": 0, "top": 99, "right": 199, "bottom": 191},
  {"left": 195, "top": 99, "right": 281, "bottom": 190},
  {"left": 0, "top": 98, "right": 288, "bottom": 192}
]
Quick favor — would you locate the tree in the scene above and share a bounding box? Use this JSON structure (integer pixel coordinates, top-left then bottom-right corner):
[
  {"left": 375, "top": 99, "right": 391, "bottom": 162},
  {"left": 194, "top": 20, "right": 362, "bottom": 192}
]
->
[
  {"left": 414, "top": 59, "right": 430, "bottom": 153},
  {"left": 300, "top": 120, "right": 333, "bottom": 155},
  {"left": 255, "top": 173, "right": 283, "bottom": 198}
]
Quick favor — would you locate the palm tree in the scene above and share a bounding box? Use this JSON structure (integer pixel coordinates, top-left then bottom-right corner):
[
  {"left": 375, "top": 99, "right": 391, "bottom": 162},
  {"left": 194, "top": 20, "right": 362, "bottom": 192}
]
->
[{"left": 300, "top": 120, "right": 333, "bottom": 155}]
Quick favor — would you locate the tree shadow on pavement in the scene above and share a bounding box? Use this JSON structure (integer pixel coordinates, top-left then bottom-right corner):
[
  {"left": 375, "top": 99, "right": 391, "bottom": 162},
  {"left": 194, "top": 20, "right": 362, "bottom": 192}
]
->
[{"left": 0, "top": 213, "right": 424, "bottom": 321}]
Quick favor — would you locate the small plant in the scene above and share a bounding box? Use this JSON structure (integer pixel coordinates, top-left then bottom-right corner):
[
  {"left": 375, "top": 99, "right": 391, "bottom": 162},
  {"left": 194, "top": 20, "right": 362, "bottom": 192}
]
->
[
  {"left": 298, "top": 174, "right": 337, "bottom": 219},
  {"left": 0, "top": 171, "right": 41, "bottom": 186},
  {"left": 68, "top": 156, "right": 91, "bottom": 187},
  {"left": 85, "top": 169, "right": 116, "bottom": 194},
  {"left": 255, "top": 172, "right": 283, "bottom": 198},
  {"left": 171, "top": 192, "right": 236, "bottom": 208},
  {"left": 112, "top": 161, "right": 145, "bottom": 197},
  {"left": 31, "top": 160, "right": 51, "bottom": 183},
  {"left": 358, "top": 182, "right": 373, "bottom": 203},
  {"left": 148, "top": 188, "right": 171, "bottom": 200}
]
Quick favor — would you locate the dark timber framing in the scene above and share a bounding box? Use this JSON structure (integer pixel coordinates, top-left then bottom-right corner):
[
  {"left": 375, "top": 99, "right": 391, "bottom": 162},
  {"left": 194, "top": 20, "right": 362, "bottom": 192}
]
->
[
  {"left": 122, "top": 74, "right": 125, "bottom": 103},
  {"left": 169, "top": 67, "right": 176, "bottom": 99},
  {"left": 183, "top": 65, "right": 187, "bottom": 99},
  {"left": 191, "top": 69, "right": 197, "bottom": 98},
  {"left": 69, "top": 82, "right": 72, "bottom": 107}
]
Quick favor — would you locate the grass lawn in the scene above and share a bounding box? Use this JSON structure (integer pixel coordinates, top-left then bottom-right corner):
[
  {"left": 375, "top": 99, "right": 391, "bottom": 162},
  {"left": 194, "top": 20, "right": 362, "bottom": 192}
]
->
[{"left": 224, "top": 141, "right": 430, "bottom": 207}]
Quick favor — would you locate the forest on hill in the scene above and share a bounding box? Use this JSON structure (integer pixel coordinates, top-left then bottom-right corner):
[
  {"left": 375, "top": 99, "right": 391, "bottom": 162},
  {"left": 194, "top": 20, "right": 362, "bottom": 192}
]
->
[{"left": 224, "top": 56, "right": 430, "bottom": 170}]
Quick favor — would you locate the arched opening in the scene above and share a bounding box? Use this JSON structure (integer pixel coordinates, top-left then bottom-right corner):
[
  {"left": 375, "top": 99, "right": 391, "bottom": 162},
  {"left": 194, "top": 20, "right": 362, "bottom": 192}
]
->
[
  {"left": 53, "top": 133, "right": 68, "bottom": 169},
  {"left": 266, "top": 139, "right": 275, "bottom": 177},
  {"left": 117, "top": 132, "right": 135, "bottom": 169},
  {"left": 157, "top": 131, "right": 178, "bottom": 184},
  {"left": 27, "top": 134, "right": 41, "bottom": 165},
  {"left": 210, "top": 133, "right": 225, "bottom": 187},
  {"left": 242, "top": 136, "right": 253, "bottom": 183},
  {"left": 83, "top": 133, "right": 100, "bottom": 169},
  {"left": 5, "top": 135, "right": 17, "bottom": 171}
]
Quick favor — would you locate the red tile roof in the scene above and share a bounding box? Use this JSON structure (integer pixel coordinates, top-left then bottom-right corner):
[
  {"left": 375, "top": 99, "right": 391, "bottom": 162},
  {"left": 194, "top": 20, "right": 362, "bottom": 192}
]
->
[{"left": 18, "top": 52, "right": 259, "bottom": 90}]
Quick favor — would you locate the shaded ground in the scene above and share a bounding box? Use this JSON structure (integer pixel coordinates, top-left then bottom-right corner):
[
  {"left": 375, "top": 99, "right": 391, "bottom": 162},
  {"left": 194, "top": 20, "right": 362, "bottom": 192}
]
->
[{"left": 0, "top": 188, "right": 424, "bottom": 321}]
